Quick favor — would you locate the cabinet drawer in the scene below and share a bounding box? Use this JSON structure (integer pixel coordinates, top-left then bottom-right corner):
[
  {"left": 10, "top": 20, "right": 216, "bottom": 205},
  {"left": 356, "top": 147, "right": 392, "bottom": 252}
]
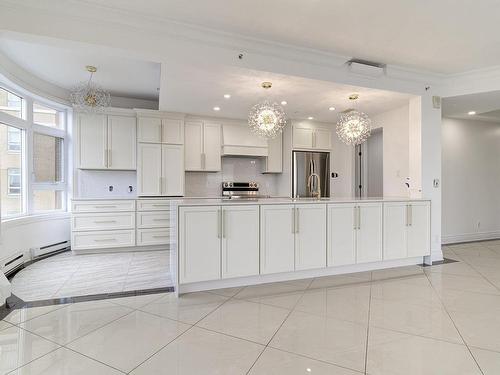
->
[
  {"left": 137, "top": 228, "right": 170, "bottom": 246},
  {"left": 72, "top": 230, "right": 135, "bottom": 250},
  {"left": 72, "top": 200, "right": 135, "bottom": 213},
  {"left": 137, "top": 199, "right": 172, "bottom": 211},
  {"left": 136, "top": 211, "right": 170, "bottom": 228},
  {"left": 72, "top": 212, "right": 135, "bottom": 231}
]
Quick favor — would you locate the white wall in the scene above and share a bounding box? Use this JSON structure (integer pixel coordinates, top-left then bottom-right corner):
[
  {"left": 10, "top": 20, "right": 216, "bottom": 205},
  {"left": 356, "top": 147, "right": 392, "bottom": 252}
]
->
[
  {"left": 371, "top": 105, "right": 410, "bottom": 197},
  {"left": 442, "top": 117, "right": 500, "bottom": 243}
]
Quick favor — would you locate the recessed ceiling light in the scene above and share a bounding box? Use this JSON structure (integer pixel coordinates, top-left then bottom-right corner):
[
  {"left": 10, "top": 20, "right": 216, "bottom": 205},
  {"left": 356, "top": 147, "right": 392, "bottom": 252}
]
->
[
  {"left": 281, "top": 101, "right": 287, "bottom": 105},
  {"left": 308, "top": 116, "right": 314, "bottom": 120},
  {"left": 213, "top": 106, "right": 221, "bottom": 111},
  {"left": 329, "top": 107, "right": 336, "bottom": 111},
  {"left": 468, "top": 111, "right": 476, "bottom": 115},
  {"left": 223, "top": 94, "right": 231, "bottom": 99}
]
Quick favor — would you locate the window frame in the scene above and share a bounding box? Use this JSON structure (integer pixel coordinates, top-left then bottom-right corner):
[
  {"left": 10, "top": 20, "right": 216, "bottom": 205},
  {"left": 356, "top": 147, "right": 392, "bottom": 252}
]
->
[
  {"left": 7, "top": 167, "right": 21, "bottom": 196},
  {"left": 0, "top": 81, "right": 69, "bottom": 219}
]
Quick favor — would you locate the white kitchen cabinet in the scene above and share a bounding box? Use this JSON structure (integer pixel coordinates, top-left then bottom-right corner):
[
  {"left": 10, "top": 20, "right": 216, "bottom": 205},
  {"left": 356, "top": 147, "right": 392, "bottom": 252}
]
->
[
  {"left": 179, "top": 206, "right": 221, "bottom": 283},
  {"left": 383, "top": 201, "right": 430, "bottom": 259},
  {"left": 185, "top": 121, "right": 221, "bottom": 171},
  {"left": 263, "top": 133, "right": 283, "bottom": 173},
  {"left": 107, "top": 115, "right": 136, "bottom": 170},
  {"left": 292, "top": 124, "right": 332, "bottom": 150},
  {"left": 162, "top": 144, "right": 184, "bottom": 196},
  {"left": 327, "top": 203, "right": 357, "bottom": 266},
  {"left": 137, "top": 143, "right": 162, "bottom": 196},
  {"left": 78, "top": 114, "right": 107, "bottom": 169},
  {"left": 295, "top": 204, "right": 327, "bottom": 270},
  {"left": 138, "top": 117, "right": 184, "bottom": 144},
  {"left": 356, "top": 203, "right": 383, "bottom": 263},
  {"left": 260, "top": 205, "right": 295, "bottom": 274},
  {"left": 78, "top": 113, "right": 136, "bottom": 170},
  {"left": 407, "top": 202, "right": 431, "bottom": 257},
  {"left": 221, "top": 205, "right": 259, "bottom": 279},
  {"left": 137, "top": 143, "right": 184, "bottom": 196}
]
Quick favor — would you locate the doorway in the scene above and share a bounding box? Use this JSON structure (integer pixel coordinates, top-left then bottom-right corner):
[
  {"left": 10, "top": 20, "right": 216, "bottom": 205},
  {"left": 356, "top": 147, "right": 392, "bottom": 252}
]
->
[{"left": 355, "top": 128, "right": 383, "bottom": 198}]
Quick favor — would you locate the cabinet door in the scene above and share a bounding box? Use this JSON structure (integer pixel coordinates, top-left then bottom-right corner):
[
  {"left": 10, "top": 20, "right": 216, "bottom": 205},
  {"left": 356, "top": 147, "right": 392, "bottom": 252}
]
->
[
  {"left": 162, "top": 144, "right": 184, "bottom": 196},
  {"left": 383, "top": 203, "right": 408, "bottom": 260},
  {"left": 108, "top": 115, "right": 136, "bottom": 170},
  {"left": 78, "top": 114, "right": 107, "bottom": 169},
  {"left": 184, "top": 121, "right": 203, "bottom": 171},
  {"left": 179, "top": 206, "right": 221, "bottom": 283},
  {"left": 260, "top": 205, "right": 295, "bottom": 274},
  {"left": 162, "top": 118, "right": 184, "bottom": 144},
  {"left": 407, "top": 202, "right": 431, "bottom": 257},
  {"left": 314, "top": 128, "right": 332, "bottom": 150},
  {"left": 327, "top": 204, "right": 356, "bottom": 266},
  {"left": 295, "top": 204, "right": 327, "bottom": 270},
  {"left": 137, "top": 143, "right": 162, "bottom": 196},
  {"left": 293, "top": 126, "right": 313, "bottom": 149},
  {"left": 137, "top": 117, "right": 162, "bottom": 143},
  {"left": 222, "top": 205, "right": 259, "bottom": 279},
  {"left": 263, "top": 133, "right": 282, "bottom": 173},
  {"left": 356, "top": 203, "right": 383, "bottom": 263},
  {"left": 203, "top": 123, "right": 221, "bottom": 171}
]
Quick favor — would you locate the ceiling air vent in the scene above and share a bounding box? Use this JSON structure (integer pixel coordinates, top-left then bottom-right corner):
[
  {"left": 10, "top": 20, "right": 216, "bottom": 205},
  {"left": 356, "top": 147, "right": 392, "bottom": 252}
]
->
[{"left": 347, "top": 59, "right": 386, "bottom": 77}]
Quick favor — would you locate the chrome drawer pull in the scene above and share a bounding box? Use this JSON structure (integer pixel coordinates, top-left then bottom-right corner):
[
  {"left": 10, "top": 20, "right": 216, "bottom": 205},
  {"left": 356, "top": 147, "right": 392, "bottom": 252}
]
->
[
  {"left": 94, "top": 220, "right": 117, "bottom": 224},
  {"left": 152, "top": 235, "right": 169, "bottom": 238},
  {"left": 153, "top": 218, "right": 169, "bottom": 221},
  {"left": 152, "top": 204, "right": 169, "bottom": 207},
  {"left": 94, "top": 205, "right": 117, "bottom": 208},
  {"left": 94, "top": 238, "right": 117, "bottom": 242}
]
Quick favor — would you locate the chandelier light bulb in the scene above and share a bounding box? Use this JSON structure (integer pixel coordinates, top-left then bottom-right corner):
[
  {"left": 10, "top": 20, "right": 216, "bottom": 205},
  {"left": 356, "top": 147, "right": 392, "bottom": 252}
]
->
[
  {"left": 248, "top": 100, "right": 287, "bottom": 139},
  {"left": 70, "top": 66, "right": 111, "bottom": 112},
  {"left": 336, "top": 109, "right": 372, "bottom": 145}
]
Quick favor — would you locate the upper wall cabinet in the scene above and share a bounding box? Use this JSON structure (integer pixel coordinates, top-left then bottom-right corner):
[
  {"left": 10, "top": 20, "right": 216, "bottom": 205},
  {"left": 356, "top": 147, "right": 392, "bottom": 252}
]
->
[
  {"left": 263, "top": 133, "right": 283, "bottom": 174},
  {"left": 185, "top": 121, "right": 221, "bottom": 172},
  {"left": 137, "top": 116, "right": 184, "bottom": 144},
  {"left": 292, "top": 123, "right": 332, "bottom": 150},
  {"left": 78, "top": 113, "right": 136, "bottom": 170}
]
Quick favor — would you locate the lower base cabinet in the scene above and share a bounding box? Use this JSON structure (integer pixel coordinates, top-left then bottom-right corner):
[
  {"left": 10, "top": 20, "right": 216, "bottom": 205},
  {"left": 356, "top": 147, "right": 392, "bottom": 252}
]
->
[
  {"left": 356, "top": 203, "right": 383, "bottom": 263},
  {"left": 295, "top": 204, "right": 327, "bottom": 270}
]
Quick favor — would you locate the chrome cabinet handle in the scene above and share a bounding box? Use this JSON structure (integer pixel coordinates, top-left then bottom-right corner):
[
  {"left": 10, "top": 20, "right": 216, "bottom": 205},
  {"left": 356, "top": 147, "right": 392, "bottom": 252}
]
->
[
  {"left": 94, "top": 220, "right": 117, "bottom": 224},
  {"left": 153, "top": 235, "right": 169, "bottom": 238},
  {"left": 292, "top": 208, "right": 296, "bottom": 234},
  {"left": 222, "top": 209, "right": 226, "bottom": 238},
  {"left": 295, "top": 207, "right": 300, "bottom": 233},
  {"left": 108, "top": 149, "right": 112, "bottom": 168},
  {"left": 94, "top": 238, "right": 117, "bottom": 242},
  {"left": 353, "top": 206, "right": 357, "bottom": 230},
  {"left": 94, "top": 205, "right": 117, "bottom": 209},
  {"left": 217, "top": 209, "right": 222, "bottom": 238},
  {"left": 406, "top": 204, "right": 409, "bottom": 226},
  {"left": 356, "top": 206, "right": 361, "bottom": 230},
  {"left": 153, "top": 218, "right": 169, "bottom": 222},
  {"left": 408, "top": 204, "right": 413, "bottom": 226}
]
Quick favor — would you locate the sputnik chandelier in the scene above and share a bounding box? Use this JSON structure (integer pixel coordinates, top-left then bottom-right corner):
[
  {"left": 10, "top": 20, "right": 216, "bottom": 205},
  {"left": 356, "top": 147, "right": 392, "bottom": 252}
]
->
[
  {"left": 336, "top": 94, "right": 372, "bottom": 145},
  {"left": 248, "top": 81, "right": 287, "bottom": 139},
  {"left": 70, "top": 65, "right": 111, "bottom": 112}
]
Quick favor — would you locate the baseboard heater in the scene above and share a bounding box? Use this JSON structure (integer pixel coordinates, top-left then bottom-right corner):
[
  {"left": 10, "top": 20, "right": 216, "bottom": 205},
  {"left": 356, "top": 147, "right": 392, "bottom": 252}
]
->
[
  {"left": 1, "top": 252, "right": 25, "bottom": 277},
  {"left": 31, "top": 240, "right": 71, "bottom": 260}
]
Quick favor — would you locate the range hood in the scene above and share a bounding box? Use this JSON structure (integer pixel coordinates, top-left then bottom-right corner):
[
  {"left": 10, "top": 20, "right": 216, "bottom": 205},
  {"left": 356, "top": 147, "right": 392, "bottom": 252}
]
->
[{"left": 222, "top": 124, "right": 268, "bottom": 157}]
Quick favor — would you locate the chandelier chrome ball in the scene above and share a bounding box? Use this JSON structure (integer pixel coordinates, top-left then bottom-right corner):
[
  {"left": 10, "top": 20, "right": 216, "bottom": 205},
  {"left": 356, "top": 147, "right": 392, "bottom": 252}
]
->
[
  {"left": 248, "top": 100, "right": 287, "bottom": 139},
  {"left": 336, "top": 109, "right": 372, "bottom": 145},
  {"left": 70, "top": 66, "right": 111, "bottom": 113}
]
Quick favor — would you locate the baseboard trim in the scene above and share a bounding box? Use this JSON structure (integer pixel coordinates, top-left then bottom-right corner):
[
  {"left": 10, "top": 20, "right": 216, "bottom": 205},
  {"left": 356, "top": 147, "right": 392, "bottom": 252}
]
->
[{"left": 442, "top": 231, "right": 500, "bottom": 245}]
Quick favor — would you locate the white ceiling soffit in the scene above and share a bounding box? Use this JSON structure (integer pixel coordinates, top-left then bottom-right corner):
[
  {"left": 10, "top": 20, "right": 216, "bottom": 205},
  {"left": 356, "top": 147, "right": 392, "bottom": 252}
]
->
[
  {"left": 161, "top": 62, "right": 414, "bottom": 122},
  {"left": 61, "top": 0, "right": 500, "bottom": 75},
  {"left": 443, "top": 91, "right": 500, "bottom": 122},
  {"left": 0, "top": 36, "right": 161, "bottom": 101}
]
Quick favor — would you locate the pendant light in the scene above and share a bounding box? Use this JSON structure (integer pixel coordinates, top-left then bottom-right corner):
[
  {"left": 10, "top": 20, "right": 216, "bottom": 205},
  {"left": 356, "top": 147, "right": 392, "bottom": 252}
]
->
[
  {"left": 70, "top": 65, "right": 111, "bottom": 112},
  {"left": 336, "top": 94, "right": 372, "bottom": 145},
  {"left": 248, "top": 82, "right": 287, "bottom": 139}
]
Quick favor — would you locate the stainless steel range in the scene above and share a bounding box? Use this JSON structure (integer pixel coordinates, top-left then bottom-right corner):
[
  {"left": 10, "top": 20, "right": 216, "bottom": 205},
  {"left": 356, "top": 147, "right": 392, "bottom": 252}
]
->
[{"left": 222, "top": 181, "right": 270, "bottom": 200}]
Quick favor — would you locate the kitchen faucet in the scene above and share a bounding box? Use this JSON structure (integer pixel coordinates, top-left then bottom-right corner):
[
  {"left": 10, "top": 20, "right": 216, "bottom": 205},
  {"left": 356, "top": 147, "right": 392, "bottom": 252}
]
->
[{"left": 307, "top": 173, "right": 321, "bottom": 198}]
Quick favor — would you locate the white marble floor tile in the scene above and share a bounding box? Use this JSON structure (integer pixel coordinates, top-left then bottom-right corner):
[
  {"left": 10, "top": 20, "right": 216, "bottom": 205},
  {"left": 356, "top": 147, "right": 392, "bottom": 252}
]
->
[
  {"left": 19, "top": 300, "right": 132, "bottom": 345},
  {"left": 206, "top": 286, "right": 244, "bottom": 298},
  {"left": 369, "top": 298, "right": 463, "bottom": 343},
  {"left": 424, "top": 261, "right": 482, "bottom": 277},
  {"left": 107, "top": 292, "right": 167, "bottom": 310},
  {"left": 371, "top": 265, "right": 424, "bottom": 281},
  {"left": 4, "top": 304, "right": 69, "bottom": 325},
  {"left": 248, "top": 347, "right": 362, "bottom": 375},
  {"left": 439, "top": 288, "right": 500, "bottom": 313},
  {"left": 427, "top": 272, "right": 500, "bottom": 295},
  {"left": 130, "top": 326, "right": 264, "bottom": 375},
  {"left": 366, "top": 327, "right": 482, "bottom": 375},
  {"left": 244, "top": 291, "right": 304, "bottom": 310},
  {"left": 9, "top": 347, "right": 123, "bottom": 375},
  {"left": 197, "top": 299, "right": 290, "bottom": 344},
  {"left": 470, "top": 347, "right": 500, "bottom": 375},
  {"left": 307, "top": 274, "right": 369, "bottom": 290},
  {"left": 139, "top": 291, "right": 228, "bottom": 324},
  {"left": 0, "top": 325, "right": 60, "bottom": 374},
  {"left": 0, "top": 319, "right": 13, "bottom": 331},
  {"left": 235, "top": 281, "right": 308, "bottom": 300},
  {"left": 294, "top": 284, "right": 370, "bottom": 324},
  {"left": 448, "top": 309, "right": 500, "bottom": 352},
  {"left": 68, "top": 310, "right": 190, "bottom": 373},
  {"left": 270, "top": 310, "right": 367, "bottom": 372},
  {"left": 370, "top": 278, "right": 441, "bottom": 308}
]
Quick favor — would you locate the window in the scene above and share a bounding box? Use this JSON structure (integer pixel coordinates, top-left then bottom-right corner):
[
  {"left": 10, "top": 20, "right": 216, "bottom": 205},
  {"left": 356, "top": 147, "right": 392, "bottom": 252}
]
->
[
  {"left": 7, "top": 126, "right": 21, "bottom": 152},
  {"left": 33, "top": 102, "right": 63, "bottom": 129},
  {"left": 0, "top": 87, "right": 23, "bottom": 118},
  {"left": 7, "top": 168, "right": 21, "bottom": 195},
  {"left": 0, "top": 83, "right": 68, "bottom": 219}
]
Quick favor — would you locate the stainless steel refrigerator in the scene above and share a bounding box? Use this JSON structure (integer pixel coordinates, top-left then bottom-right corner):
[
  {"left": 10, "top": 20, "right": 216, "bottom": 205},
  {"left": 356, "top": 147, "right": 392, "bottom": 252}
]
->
[{"left": 292, "top": 151, "right": 330, "bottom": 198}]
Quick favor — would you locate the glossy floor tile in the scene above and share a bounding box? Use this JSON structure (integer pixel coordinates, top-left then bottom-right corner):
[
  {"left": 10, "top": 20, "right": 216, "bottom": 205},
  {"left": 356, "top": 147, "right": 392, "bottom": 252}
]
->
[
  {"left": 11, "top": 250, "right": 172, "bottom": 301},
  {"left": 4, "top": 240, "right": 500, "bottom": 374}
]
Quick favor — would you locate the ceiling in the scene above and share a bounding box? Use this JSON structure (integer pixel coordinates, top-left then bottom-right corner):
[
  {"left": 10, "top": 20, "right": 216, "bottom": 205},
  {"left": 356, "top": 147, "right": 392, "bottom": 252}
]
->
[
  {"left": 162, "top": 62, "right": 413, "bottom": 122},
  {"left": 443, "top": 91, "right": 500, "bottom": 122},
  {"left": 73, "top": 0, "right": 500, "bottom": 75},
  {"left": 0, "top": 37, "right": 161, "bottom": 100}
]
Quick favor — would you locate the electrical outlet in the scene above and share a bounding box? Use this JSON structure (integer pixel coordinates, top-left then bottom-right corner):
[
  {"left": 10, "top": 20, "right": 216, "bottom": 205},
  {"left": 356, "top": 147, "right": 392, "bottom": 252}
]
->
[{"left": 477, "top": 221, "right": 481, "bottom": 229}]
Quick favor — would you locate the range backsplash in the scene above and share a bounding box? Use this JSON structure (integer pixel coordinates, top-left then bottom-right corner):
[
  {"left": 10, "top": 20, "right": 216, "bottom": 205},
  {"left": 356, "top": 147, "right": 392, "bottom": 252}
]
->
[{"left": 185, "top": 156, "right": 280, "bottom": 197}]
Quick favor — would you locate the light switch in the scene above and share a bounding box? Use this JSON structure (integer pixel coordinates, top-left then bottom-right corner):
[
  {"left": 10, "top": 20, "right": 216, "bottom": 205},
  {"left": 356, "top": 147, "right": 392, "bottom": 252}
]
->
[{"left": 433, "top": 179, "right": 440, "bottom": 188}]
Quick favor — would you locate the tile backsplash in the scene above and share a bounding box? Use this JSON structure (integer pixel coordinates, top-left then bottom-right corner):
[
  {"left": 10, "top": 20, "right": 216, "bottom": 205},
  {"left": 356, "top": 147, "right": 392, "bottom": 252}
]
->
[
  {"left": 185, "top": 156, "right": 280, "bottom": 197},
  {"left": 76, "top": 170, "right": 137, "bottom": 198}
]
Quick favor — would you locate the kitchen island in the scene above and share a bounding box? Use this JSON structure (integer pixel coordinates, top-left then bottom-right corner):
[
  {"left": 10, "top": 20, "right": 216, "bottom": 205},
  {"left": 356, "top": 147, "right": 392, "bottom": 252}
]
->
[{"left": 169, "top": 197, "right": 431, "bottom": 295}]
